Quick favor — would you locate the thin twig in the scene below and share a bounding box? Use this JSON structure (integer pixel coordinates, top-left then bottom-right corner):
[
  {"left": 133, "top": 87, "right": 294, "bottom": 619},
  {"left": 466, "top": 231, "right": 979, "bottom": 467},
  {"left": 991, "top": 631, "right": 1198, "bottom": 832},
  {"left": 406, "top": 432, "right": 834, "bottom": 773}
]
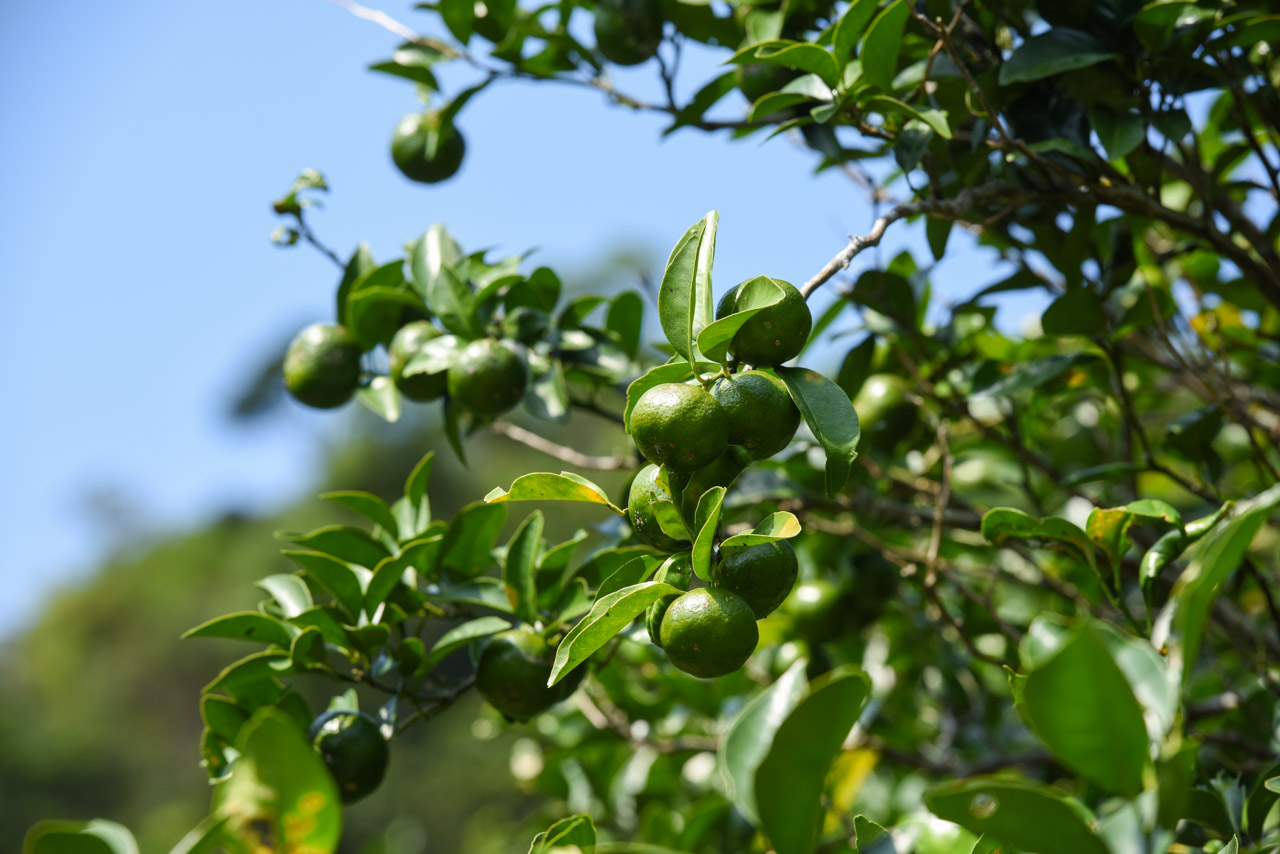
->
[{"left": 490, "top": 420, "right": 630, "bottom": 470}]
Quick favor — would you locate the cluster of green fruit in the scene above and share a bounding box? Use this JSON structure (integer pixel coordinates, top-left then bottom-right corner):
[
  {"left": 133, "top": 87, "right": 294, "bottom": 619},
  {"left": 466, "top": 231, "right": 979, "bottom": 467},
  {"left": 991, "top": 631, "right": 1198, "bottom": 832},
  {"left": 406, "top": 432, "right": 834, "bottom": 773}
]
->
[
  {"left": 282, "top": 320, "right": 529, "bottom": 419},
  {"left": 627, "top": 278, "right": 814, "bottom": 678}
]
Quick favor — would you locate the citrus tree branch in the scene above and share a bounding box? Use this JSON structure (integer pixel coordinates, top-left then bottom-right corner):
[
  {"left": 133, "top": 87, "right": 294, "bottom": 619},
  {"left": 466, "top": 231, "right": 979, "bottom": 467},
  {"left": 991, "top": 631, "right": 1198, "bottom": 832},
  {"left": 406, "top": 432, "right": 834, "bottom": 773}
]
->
[{"left": 491, "top": 419, "right": 631, "bottom": 470}]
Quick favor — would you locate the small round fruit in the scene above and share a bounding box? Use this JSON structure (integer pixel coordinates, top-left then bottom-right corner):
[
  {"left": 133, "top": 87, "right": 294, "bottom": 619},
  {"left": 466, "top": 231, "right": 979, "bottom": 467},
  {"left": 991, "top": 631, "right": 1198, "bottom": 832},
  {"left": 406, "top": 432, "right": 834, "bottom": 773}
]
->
[
  {"left": 594, "top": 0, "right": 663, "bottom": 66},
  {"left": 646, "top": 553, "right": 694, "bottom": 646},
  {"left": 659, "top": 587, "right": 759, "bottom": 678},
  {"left": 391, "top": 113, "right": 466, "bottom": 184},
  {"left": 283, "top": 323, "right": 362, "bottom": 409},
  {"left": 475, "top": 627, "right": 583, "bottom": 721},
  {"left": 308, "top": 710, "right": 389, "bottom": 804},
  {"left": 387, "top": 321, "right": 447, "bottom": 402},
  {"left": 712, "top": 539, "right": 798, "bottom": 619},
  {"left": 446, "top": 338, "right": 528, "bottom": 417},
  {"left": 853, "top": 374, "right": 916, "bottom": 441},
  {"left": 629, "top": 382, "right": 729, "bottom": 472},
  {"left": 627, "top": 463, "right": 691, "bottom": 553},
  {"left": 715, "top": 279, "right": 812, "bottom": 366},
  {"left": 710, "top": 369, "right": 802, "bottom": 460},
  {"left": 784, "top": 578, "right": 842, "bottom": 643}
]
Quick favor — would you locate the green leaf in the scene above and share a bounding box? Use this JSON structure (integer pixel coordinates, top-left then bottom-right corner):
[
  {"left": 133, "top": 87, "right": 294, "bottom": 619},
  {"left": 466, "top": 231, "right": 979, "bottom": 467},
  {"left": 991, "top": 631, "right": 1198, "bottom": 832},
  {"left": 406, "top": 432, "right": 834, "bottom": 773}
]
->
[
  {"left": 365, "top": 536, "right": 442, "bottom": 617},
  {"left": 357, "top": 375, "right": 402, "bottom": 423},
  {"left": 347, "top": 286, "right": 423, "bottom": 351},
  {"left": 691, "top": 487, "right": 726, "bottom": 582},
  {"left": 212, "top": 708, "right": 341, "bottom": 852},
  {"left": 505, "top": 511, "right": 544, "bottom": 624},
  {"left": 201, "top": 694, "right": 251, "bottom": 745},
  {"left": 410, "top": 224, "right": 471, "bottom": 334},
  {"left": 431, "top": 265, "right": 482, "bottom": 339},
  {"left": 695, "top": 276, "right": 786, "bottom": 363},
  {"left": 368, "top": 42, "right": 447, "bottom": 88},
  {"left": 1042, "top": 287, "right": 1107, "bottom": 337},
  {"left": 524, "top": 360, "right": 571, "bottom": 423},
  {"left": 719, "top": 512, "right": 803, "bottom": 552},
  {"left": 486, "top": 472, "right": 625, "bottom": 515},
  {"left": 443, "top": 397, "right": 467, "bottom": 467},
  {"left": 981, "top": 508, "right": 1099, "bottom": 578},
  {"left": 320, "top": 491, "right": 400, "bottom": 537},
  {"left": 665, "top": 71, "right": 739, "bottom": 135},
  {"left": 974, "top": 353, "right": 1091, "bottom": 398},
  {"left": 833, "top": 0, "right": 880, "bottom": 60},
  {"left": 719, "top": 660, "right": 808, "bottom": 823},
  {"left": 335, "top": 243, "right": 375, "bottom": 327},
  {"left": 1020, "top": 623, "right": 1149, "bottom": 796},
  {"left": 853, "top": 816, "right": 894, "bottom": 853},
  {"left": 256, "top": 574, "right": 314, "bottom": 619},
  {"left": 437, "top": 501, "right": 508, "bottom": 577},
  {"left": 203, "top": 650, "right": 290, "bottom": 696},
  {"left": 1062, "top": 460, "right": 1146, "bottom": 486},
  {"left": 279, "top": 525, "right": 390, "bottom": 570},
  {"left": 24, "top": 820, "right": 139, "bottom": 854},
  {"left": 866, "top": 96, "right": 952, "bottom": 139},
  {"left": 730, "top": 41, "right": 841, "bottom": 88},
  {"left": 168, "top": 814, "right": 230, "bottom": 854},
  {"left": 926, "top": 216, "right": 953, "bottom": 260},
  {"left": 657, "top": 212, "right": 717, "bottom": 367},
  {"left": 289, "top": 625, "right": 327, "bottom": 670},
  {"left": 755, "top": 667, "right": 871, "bottom": 854},
  {"left": 430, "top": 577, "right": 515, "bottom": 613},
  {"left": 776, "top": 366, "right": 861, "bottom": 497},
  {"left": 861, "top": 0, "right": 910, "bottom": 91},
  {"left": 529, "top": 814, "right": 597, "bottom": 854},
  {"left": 1089, "top": 106, "right": 1146, "bottom": 160},
  {"left": 404, "top": 450, "right": 435, "bottom": 536},
  {"left": 596, "top": 554, "right": 665, "bottom": 601},
  {"left": 548, "top": 581, "right": 682, "bottom": 686},
  {"left": 183, "top": 612, "right": 294, "bottom": 648},
  {"left": 926, "top": 777, "right": 1108, "bottom": 854},
  {"left": 998, "top": 28, "right": 1119, "bottom": 85},
  {"left": 1085, "top": 500, "right": 1182, "bottom": 581},
  {"left": 290, "top": 608, "right": 353, "bottom": 651},
  {"left": 281, "top": 551, "right": 365, "bottom": 621},
  {"left": 605, "top": 291, "right": 644, "bottom": 358},
  {"left": 424, "top": 616, "right": 512, "bottom": 671}
]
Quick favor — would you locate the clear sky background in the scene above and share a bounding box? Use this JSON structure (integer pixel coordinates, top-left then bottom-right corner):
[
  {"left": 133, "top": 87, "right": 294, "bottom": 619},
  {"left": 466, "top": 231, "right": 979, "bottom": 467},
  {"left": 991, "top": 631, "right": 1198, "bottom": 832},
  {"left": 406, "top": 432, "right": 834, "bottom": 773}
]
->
[{"left": 0, "top": 0, "right": 1023, "bottom": 638}]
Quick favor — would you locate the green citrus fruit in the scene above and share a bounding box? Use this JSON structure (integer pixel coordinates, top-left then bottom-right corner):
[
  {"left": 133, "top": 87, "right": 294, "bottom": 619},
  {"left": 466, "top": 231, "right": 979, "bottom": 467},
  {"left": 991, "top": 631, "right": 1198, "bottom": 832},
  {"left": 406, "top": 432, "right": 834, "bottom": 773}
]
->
[
  {"left": 646, "top": 553, "right": 694, "bottom": 647},
  {"left": 680, "top": 445, "right": 752, "bottom": 516},
  {"left": 283, "top": 323, "right": 363, "bottom": 409},
  {"left": 308, "top": 710, "right": 389, "bottom": 804},
  {"left": 391, "top": 113, "right": 466, "bottom": 184},
  {"left": 475, "top": 627, "right": 582, "bottom": 721},
  {"left": 710, "top": 369, "right": 801, "bottom": 459},
  {"left": 659, "top": 587, "right": 759, "bottom": 678},
  {"left": 627, "top": 463, "right": 691, "bottom": 553},
  {"left": 783, "top": 578, "right": 842, "bottom": 643},
  {"left": 387, "top": 321, "right": 447, "bottom": 402},
  {"left": 715, "top": 279, "right": 812, "bottom": 366},
  {"left": 712, "top": 539, "right": 798, "bottom": 619},
  {"left": 594, "top": 0, "right": 663, "bottom": 66},
  {"left": 853, "top": 373, "right": 916, "bottom": 442},
  {"left": 629, "top": 382, "right": 729, "bottom": 472},
  {"left": 446, "top": 338, "right": 528, "bottom": 417}
]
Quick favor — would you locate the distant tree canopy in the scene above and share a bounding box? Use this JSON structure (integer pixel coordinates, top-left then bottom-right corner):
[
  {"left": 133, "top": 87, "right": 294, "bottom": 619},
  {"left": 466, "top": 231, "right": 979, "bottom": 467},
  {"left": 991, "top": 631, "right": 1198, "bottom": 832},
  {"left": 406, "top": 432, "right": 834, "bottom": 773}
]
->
[{"left": 23, "top": 2, "right": 1280, "bottom": 854}]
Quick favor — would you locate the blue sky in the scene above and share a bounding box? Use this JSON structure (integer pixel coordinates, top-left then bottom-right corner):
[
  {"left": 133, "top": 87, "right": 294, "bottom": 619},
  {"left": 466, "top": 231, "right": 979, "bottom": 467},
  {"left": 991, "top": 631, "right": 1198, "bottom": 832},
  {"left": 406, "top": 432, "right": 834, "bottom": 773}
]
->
[{"left": 0, "top": 0, "right": 1015, "bottom": 638}]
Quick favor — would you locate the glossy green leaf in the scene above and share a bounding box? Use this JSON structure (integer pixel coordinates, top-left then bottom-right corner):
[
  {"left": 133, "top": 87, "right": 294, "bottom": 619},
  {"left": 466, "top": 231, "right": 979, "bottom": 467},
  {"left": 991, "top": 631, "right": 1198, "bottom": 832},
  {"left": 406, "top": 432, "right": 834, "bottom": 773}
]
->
[
  {"left": 776, "top": 366, "right": 860, "bottom": 497},
  {"left": 424, "top": 616, "right": 511, "bottom": 671},
  {"left": 203, "top": 651, "right": 290, "bottom": 696},
  {"left": 1020, "top": 623, "right": 1149, "bottom": 796},
  {"left": 437, "top": 501, "right": 508, "bottom": 577},
  {"left": 347, "top": 285, "right": 422, "bottom": 350},
  {"left": 548, "top": 581, "right": 682, "bottom": 686},
  {"left": 853, "top": 816, "right": 893, "bottom": 853},
  {"left": 981, "top": 508, "right": 1099, "bottom": 577},
  {"left": 403, "top": 450, "right": 435, "bottom": 537},
  {"left": 926, "top": 777, "right": 1108, "bottom": 854},
  {"left": 861, "top": 0, "right": 910, "bottom": 90},
  {"left": 596, "top": 554, "right": 665, "bottom": 601},
  {"left": 365, "top": 536, "right": 442, "bottom": 616},
  {"left": 24, "top": 820, "right": 139, "bottom": 854},
  {"left": 290, "top": 608, "right": 352, "bottom": 651},
  {"left": 183, "top": 612, "right": 294, "bottom": 648},
  {"left": 504, "top": 511, "right": 543, "bottom": 624},
  {"left": 998, "top": 28, "right": 1119, "bottom": 84},
  {"left": 168, "top": 814, "right": 230, "bottom": 854},
  {"left": 279, "top": 525, "right": 390, "bottom": 570},
  {"left": 281, "top": 551, "right": 365, "bottom": 620},
  {"left": 755, "top": 667, "right": 871, "bottom": 854},
  {"left": 201, "top": 695, "right": 251, "bottom": 745},
  {"left": 974, "top": 354, "right": 1091, "bottom": 398},
  {"left": 357, "top": 376, "right": 402, "bottom": 423},
  {"left": 658, "top": 212, "right": 717, "bottom": 367},
  {"left": 1086, "top": 500, "right": 1182, "bottom": 581},
  {"left": 213, "top": 708, "right": 341, "bottom": 852},
  {"left": 833, "top": 0, "right": 880, "bottom": 60},
  {"left": 529, "top": 814, "right": 597, "bottom": 854},
  {"left": 731, "top": 41, "right": 841, "bottom": 87},
  {"left": 695, "top": 276, "right": 785, "bottom": 363},
  {"left": 866, "top": 96, "right": 951, "bottom": 138},
  {"left": 719, "top": 660, "right": 808, "bottom": 823},
  {"left": 368, "top": 42, "right": 446, "bottom": 88},
  {"left": 320, "top": 490, "right": 400, "bottom": 537},
  {"left": 430, "top": 577, "right": 515, "bottom": 613},
  {"left": 1089, "top": 106, "right": 1145, "bottom": 160},
  {"left": 335, "top": 243, "right": 375, "bottom": 327},
  {"left": 486, "top": 471, "right": 624, "bottom": 515},
  {"left": 691, "top": 487, "right": 726, "bottom": 582},
  {"left": 719, "top": 512, "right": 802, "bottom": 552},
  {"left": 255, "top": 574, "right": 314, "bottom": 619},
  {"left": 605, "top": 291, "right": 644, "bottom": 358}
]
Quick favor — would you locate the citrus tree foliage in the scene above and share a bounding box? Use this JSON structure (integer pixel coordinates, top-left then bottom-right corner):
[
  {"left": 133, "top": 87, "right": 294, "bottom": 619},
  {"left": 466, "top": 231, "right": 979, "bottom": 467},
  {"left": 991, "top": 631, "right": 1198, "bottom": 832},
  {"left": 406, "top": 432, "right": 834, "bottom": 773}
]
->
[{"left": 27, "top": 1, "right": 1280, "bottom": 853}]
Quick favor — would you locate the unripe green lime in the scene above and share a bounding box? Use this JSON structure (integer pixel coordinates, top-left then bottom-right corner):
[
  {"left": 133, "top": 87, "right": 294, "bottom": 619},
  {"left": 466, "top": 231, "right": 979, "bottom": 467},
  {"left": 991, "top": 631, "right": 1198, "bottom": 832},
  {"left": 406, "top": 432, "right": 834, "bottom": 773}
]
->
[
  {"left": 646, "top": 553, "right": 694, "bottom": 646},
  {"left": 715, "top": 279, "right": 811, "bottom": 366},
  {"left": 712, "top": 539, "right": 798, "bottom": 619},
  {"left": 475, "top": 627, "right": 583, "bottom": 721},
  {"left": 627, "top": 463, "right": 691, "bottom": 553},
  {"left": 659, "top": 587, "right": 759, "bottom": 678},
  {"left": 853, "top": 373, "right": 916, "bottom": 443},
  {"left": 308, "top": 710, "right": 389, "bottom": 804},
  {"left": 710, "top": 369, "right": 801, "bottom": 459},
  {"left": 446, "top": 338, "right": 528, "bottom": 417},
  {"left": 283, "top": 323, "right": 363, "bottom": 409},
  {"left": 387, "top": 321, "right": 447, "bottom": 402},
  {"left": 680, "top": 445, "right": 753, "bottom": 516},
  {"left": 594, "top": 0, "right": 663, "bottom": 66},
  {"left": 629, "top": 382, "right": 729, "bottom": 472},
  {"left": 391, "top": 113, "right": 466, "bottom": 184},
  {"left": 784, "top": 578, "right": 842, "bottom": 643}
]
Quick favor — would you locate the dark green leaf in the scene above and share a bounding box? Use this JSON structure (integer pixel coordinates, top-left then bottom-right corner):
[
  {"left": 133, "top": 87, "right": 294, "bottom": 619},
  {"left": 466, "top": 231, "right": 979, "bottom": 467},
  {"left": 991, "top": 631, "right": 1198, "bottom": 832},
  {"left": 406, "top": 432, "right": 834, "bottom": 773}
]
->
[
  {"left": 596, "top": 554, "right": 665, "bottom": 601},
  {"left": 998, "top": 28, "right": 1118, "bottom": 85},
  {"left": 336, "top": 243, "right": 375, "bottom": 327},
  {"left": 280, "top": 525, "right": 390, "bottom": 570},
  {"left": 719, "top": 660, "right": 808, "bottom": 823},
  {"left": 368, "top": 42, "right": 447, "bottom": 88},
  {"left": 833, "top": 0, "right": 880, "bottom": 60},
  {"left": 430, "top": 577, "right": 515, "bottom": 613},
  {"left": 691, "top": 487, "right": 726, "bottom": 582},
  {"left": 926, "top": 777, "right": 1108, "bottom": 854},
  {"left": 665, "top": 72, "right": 738, "bottom": 135},
  {"left": 424, "top": 616, "right": 511, "bottom": 671},
  {"left": 504, "top": 511, "right": 544, "bottom": 624},
  {"left": 657, "top": 212, "right": 717, "bottom": 367},
  {"left": 437, "top": 501, "right": 508, "bottom": 577},
  {"left": 1042, "top": 287, "right": 1106, "bottom": 337},
  {"left": 861, "top": 0, "right": 909, "bottom": 91},
  {"left": 183, "top": 612, "right": 294, "bottom": 648},
  {"left": 974, "top": 354, "right": 1090, "bottom": 398},
  {"left": 201, "top": 695, "right": 251, "bottom": 744},
  {"left": 756, "top": 668, "right": 871, "bottom": 854},
  {"left": 486, "top": 472, "right": 625, "bottom": 514},
  {"left": 730, "top": 42, "right": 841, "bottom": 88},
  {"left": 203, "top": 650, "right": 290, "bottom": 695},
  {"left": 606, "top": 291, "right": 644, "bottom": 358},
  {"left": 1089, "top": 105, "right": 1145, "bottom": 160},
  {"left": 926, "top": 216, "right": 953, "bottom": 260},
  {"left": 777, "top": 367, "right": 861, "bottom": 497},
  {"left": 404, "top": 450, "right": 436, "bottom": 535},
  {"left": 549, "top": 581, "right": 682, "bottom": 686},
  {"left": 24, "top": 820, "right": 139, "bottom": 854},
  {"left": 281, "top": 551, "right": 366, "bottom": 620},
  {"left": 321, "top": 491, "right": 400, "bottom": 537},
  {"left": 365, "top": 536, "right": 442, "bottom": 617}
]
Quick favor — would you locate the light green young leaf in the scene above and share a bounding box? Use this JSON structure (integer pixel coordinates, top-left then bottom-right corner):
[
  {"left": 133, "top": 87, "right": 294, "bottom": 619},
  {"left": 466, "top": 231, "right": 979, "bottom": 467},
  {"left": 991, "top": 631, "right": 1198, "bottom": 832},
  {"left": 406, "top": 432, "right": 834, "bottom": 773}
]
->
[
  {"left": 720, "top": 512, "right": 803, "bottom": 552},
  {"left": 486, "top": 472, "right": 625, "bottom": 515},
  {"left": 695, "top": 276, "right": 786, "bottom": 363},
  {"left": 548, "top": 581, "right": 682, "bottom": 686},
  {"left": 691, "top": 487, "right": 726, "bottom": 581},
  {"left": 658, "top": 216, "right": 709, "bottom": 367},
  {"left": 24, "top": 819, "right": 140, "bottom": 854},
  {"left": 729, "top": 41, "right": 842, "bottom": 87},
  {"left": 281, "top": 551, "right": 365, "bottom": 621},
  {"left": 528, "top": 814, "right": 597, "bottom": 854}
]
